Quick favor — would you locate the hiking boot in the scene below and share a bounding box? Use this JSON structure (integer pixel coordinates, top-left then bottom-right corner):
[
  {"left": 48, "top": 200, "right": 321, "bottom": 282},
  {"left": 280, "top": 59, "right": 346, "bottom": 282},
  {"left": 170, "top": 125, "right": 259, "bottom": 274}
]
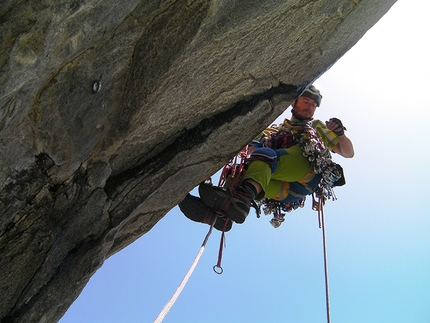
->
[
  {"left": 179, "top": 194, "right": 232, "bottom": 232},
  {"left": 198, "top": 183, "right": 252, "bottom": 224}
]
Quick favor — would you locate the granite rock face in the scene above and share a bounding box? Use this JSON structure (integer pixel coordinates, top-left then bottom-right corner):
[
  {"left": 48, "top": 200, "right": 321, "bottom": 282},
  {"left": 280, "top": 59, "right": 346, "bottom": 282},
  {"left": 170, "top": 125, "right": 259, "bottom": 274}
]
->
[{"left": 0, "top": 0, "right": 396, "bottom": 322}]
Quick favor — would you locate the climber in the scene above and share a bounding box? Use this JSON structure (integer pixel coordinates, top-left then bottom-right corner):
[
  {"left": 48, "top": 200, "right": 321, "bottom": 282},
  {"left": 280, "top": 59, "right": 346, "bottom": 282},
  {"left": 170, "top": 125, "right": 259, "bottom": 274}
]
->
[{"left": 179, "top": 85, "right": 354, "bottom": 231}]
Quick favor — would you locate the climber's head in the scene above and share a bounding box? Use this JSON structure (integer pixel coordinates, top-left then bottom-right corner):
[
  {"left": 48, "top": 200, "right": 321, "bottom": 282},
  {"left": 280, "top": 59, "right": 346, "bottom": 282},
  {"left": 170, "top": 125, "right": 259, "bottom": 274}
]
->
[
  {"left": 300, "top": 85, "right": 322, "bottom": 107},
  {"left": 291, "top": 85, "right": 322, "bottom": 121}
]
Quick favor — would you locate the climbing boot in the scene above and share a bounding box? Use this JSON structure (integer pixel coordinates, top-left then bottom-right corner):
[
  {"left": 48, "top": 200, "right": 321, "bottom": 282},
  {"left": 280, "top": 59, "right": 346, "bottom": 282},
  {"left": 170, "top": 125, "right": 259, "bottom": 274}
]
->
[
  {"left": 198, "top": 183, "right": 252, "bottom": 224},
  {"left": 179, "top": 194, "right": 232, "bottom": 232}
]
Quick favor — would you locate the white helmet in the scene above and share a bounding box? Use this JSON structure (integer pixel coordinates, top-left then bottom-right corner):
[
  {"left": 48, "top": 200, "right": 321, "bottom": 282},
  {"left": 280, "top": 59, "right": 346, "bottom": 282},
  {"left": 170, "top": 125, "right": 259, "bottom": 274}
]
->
[{"left": 301, "top": 85, "right": 322, "bottom": 106}]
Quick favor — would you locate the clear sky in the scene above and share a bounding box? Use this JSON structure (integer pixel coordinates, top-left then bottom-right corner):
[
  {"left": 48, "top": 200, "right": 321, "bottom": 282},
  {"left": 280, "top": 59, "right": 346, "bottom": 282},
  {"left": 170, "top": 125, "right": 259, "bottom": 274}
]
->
[{"left": 60, "top": 1, "right": 430, "bottom": 322}]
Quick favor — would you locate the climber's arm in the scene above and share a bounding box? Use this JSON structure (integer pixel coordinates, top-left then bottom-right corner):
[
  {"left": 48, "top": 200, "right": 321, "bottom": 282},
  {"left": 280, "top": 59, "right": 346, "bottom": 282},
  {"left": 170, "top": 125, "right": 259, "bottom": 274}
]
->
[
  {"left": 332, "top": 134, "right": 354, "bottom": 158},
  {"left": 325, "top": 118, "right": 354, "bottom": 158}
]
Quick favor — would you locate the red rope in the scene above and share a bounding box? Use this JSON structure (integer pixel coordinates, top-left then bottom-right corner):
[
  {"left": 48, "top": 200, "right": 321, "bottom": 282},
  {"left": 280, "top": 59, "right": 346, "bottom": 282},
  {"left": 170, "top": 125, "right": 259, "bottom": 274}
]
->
[{"left": 213, "top": 223, "right": 226, "bottom": 274}]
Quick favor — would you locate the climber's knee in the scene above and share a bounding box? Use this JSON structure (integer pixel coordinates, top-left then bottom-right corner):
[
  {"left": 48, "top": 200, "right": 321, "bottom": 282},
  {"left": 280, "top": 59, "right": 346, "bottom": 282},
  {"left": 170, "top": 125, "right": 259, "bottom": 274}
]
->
[
  {"left": 250, "top": 147, "right": 277, "bottom": 159},
  {"left": 247, "top": 147, "right": 278, "bottom": 173}
]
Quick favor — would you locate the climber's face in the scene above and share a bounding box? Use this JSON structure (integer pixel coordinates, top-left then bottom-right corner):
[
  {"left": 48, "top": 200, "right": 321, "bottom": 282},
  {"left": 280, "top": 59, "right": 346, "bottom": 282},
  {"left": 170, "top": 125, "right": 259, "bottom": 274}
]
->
[{"left": 291, "top": 96, "right": 318, "bottom": 120}]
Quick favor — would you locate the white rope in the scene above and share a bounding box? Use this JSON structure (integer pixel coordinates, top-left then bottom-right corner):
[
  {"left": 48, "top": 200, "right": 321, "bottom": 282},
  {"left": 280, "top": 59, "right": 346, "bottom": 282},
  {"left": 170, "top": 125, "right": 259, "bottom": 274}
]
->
[{"left": 153, "top": 218, "right": 215, "bottom": 323}]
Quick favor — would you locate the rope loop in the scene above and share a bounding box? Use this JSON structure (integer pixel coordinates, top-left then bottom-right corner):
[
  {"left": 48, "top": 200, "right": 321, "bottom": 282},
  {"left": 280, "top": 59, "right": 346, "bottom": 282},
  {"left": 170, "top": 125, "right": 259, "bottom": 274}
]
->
[{"left": 213, "top": 265, "right": 223, "bottom": 274}]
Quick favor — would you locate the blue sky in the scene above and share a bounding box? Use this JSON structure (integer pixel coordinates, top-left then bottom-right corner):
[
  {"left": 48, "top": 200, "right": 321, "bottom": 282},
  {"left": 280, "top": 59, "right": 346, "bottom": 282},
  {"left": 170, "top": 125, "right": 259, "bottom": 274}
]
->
[{"left": 60, "top": 1, "right": 430, "bottom": 322}]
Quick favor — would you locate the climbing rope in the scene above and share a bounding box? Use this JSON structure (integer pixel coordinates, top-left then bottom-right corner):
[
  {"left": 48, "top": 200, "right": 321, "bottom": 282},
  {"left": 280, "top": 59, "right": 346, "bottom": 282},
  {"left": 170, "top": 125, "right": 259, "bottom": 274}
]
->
[
  {"left": 154, "top": 148, "right": 249, "bottom": 322},
  {"left": 213, "top": 221, "right": 227, "bottom": 274},
  {"left": 152, "top": 216, "right": 217, "bottom": 323},
  {"left": 313, "top": 192, "right": 332, "bottom": 323}
]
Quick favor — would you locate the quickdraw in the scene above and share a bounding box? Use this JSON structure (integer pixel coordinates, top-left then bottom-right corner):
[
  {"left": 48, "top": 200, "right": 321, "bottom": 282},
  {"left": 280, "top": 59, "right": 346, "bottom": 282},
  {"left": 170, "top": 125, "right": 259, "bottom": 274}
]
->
[{"left": 218, "top": 146, "right": 249, "bottom": 189}]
